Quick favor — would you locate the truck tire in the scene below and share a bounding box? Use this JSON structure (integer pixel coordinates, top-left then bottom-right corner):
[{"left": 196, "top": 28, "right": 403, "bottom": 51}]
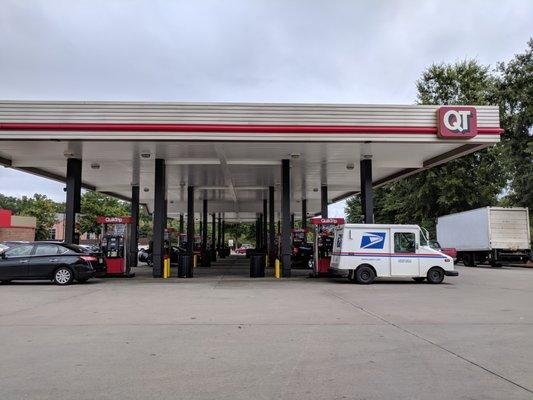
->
[
  {"left": 355, "top": 265, "right": 376, "bottom": 284},
  {"left": 462, "top": 253, "right": 476, "bottom": 267},
  {"left": 427, "top": 267, "right": 444, "bottom": 284}
]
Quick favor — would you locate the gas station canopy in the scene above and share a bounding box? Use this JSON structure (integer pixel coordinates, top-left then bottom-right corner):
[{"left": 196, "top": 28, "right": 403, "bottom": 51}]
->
[{"left": 0, "top": 101, "right": 501, "bottom": 220}]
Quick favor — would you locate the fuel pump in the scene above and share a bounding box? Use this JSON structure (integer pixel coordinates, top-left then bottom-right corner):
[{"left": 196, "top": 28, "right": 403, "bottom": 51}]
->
[
  {"left": 291, "top": 228, "right": 311, "bottom": 268},
  {"left": 310, "top": 217, "right": 345, "bottom": 276},
  {"left": 98, "top": 216, "right": 134, "bottom": 277}
]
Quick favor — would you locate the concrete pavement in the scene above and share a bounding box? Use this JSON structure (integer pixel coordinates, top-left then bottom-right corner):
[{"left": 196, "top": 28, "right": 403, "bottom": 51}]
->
[{"left": 0, "top": 257, "right": 532, "bottom": 399}]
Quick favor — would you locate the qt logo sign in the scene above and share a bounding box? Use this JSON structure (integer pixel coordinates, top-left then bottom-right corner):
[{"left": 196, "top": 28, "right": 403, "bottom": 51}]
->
[
  {"left": 361, "top": 232, "right": 386, "bottom": 250},
  {"left": 437, "top": 106, "right": 477, "bottom": 138}
]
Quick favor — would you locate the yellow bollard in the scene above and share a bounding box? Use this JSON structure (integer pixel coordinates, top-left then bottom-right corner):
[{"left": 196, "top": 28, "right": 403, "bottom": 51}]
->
[
  {"left": 163, "top": 258, "right": 170, "bottom": 278},
  {"left": 274, "top": 259, "right": 281, "bottom": 279},
  {"left": 193, "top": 254, "right": 197, "bottom": 268}
]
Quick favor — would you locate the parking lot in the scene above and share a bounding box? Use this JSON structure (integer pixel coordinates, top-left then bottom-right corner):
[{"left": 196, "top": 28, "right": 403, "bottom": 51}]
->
[{"left": 1, "top": 258, "right": 532, "bottom": 400}]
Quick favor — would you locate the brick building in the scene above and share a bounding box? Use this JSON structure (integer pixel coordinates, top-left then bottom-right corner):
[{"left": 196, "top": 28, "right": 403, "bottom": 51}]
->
[{"left": 0, "top": 209, "right": 37, "bottom": 241}]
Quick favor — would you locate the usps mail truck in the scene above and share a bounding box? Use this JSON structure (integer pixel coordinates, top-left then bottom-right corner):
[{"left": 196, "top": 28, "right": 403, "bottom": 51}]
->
[{"left": 330, "top": 224, "right": 457, "bottom": 284}]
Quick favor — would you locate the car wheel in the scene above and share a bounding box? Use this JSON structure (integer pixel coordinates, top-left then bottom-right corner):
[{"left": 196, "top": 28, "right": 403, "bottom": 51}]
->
[
  {"left": 412, "top": 277, "right": 425, "bottom": 283},
  {"left": 355, "top": 265, "right": 376, "bottom": 284},
  {"left": 427, "top": 267, "right": 444, "bottom": 284},
  {"left": 53, "top": 267, "right": 74, "bottom": 285}
]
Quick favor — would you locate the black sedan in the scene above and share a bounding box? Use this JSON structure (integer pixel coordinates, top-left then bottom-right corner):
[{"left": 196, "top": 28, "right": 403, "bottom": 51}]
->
[{"left": 0, "top": 242, "right": 101, "bottom": 285}]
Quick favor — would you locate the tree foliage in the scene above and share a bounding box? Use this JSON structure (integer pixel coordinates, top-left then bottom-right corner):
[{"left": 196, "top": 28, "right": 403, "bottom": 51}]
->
[
  {"left": 6, "top": 194, "right": 58, "bottom": 240},
  {"left": 79, "top": 191, "right": 130, "bottom": 235},
  {"left": 346, "top": 40, "right": 533, "bottom": 236}
]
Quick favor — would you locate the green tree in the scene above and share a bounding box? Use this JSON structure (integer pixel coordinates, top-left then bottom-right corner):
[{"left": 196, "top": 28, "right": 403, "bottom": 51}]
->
[
  {"left": 79, "top": 191, "right": 130, "bottom": 235},
  {"left": 18, "top": 194, "right": 57, "bottom": 240},
  {"left": 345, "top": 60, "right": 507, "bottom": 235},
  {"left": 0, "top": 194, "right": 22, "bottom": 214},
  {"left": 495, "top": 39, "right": 533, "bottom": 209}
]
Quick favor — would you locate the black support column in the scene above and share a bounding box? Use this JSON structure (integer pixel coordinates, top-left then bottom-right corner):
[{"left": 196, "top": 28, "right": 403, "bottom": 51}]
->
[
  {"left": 211, "top": 213, "right": 217, "bottom": 261},
  {"left": 65, "top": 158, "right": 82, "bottom": 244},
  {"left": 360, "top": 158, "right": 374, "bottom": 223},
  {"left": 185, "top": 186, "right": 195, "bottom": 277},
  {"left": 268, "top": 186, "right": 275, "bottom": 267},
  {"left": 128, "top": 185, "right": 140, "bottom": 272},
  {"left": 321, "top": 185, "right": 328, "bottom": 219},
  {"left": 202, "top": 199, "right": 210, "bottom": 267},
  {"left": 302, "top": 198, "right": 307, "bottom": 243},
  {"left": 263, "top": 199, "right": 268, "bottom": 252},
  {"left": 179, "top": 213, "right": 184, "bottom": 246},
  {"left": 281, "top": 159, "right": 291, "bottom": 277},
  {"left": 152, "top": 159, "right": 166, "bottom": 278}
]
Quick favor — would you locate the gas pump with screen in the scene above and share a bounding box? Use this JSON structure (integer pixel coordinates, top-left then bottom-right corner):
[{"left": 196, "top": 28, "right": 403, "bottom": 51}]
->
[
  {"left": 310, "top": 217, "right": 345, "bottom": 275},
  {"left": 98, "top": 216, "right": 133, "bottom": 276}
]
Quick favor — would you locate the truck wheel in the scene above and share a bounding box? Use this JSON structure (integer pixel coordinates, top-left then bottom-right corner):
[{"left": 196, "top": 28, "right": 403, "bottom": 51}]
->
[
  {"left": 412, "top": 277, "right": 425, "bottom": 283},
  {"left": 427, "top": 267, "right": 444, "bottom": 284},
  {"left": 462, "top": 253, "right": 476, "bottom": 267},
  {"left": 355, "top": 265, "right": 376, "bottom": 284}
]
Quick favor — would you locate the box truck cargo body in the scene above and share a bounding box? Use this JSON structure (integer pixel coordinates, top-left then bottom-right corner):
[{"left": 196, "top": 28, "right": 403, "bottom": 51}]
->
[
  {"left": 436, "top": 207, "right": 531, "bottom": 266},
  {"left": 330, "top": 224, "right": 457, "bottom": 284}
]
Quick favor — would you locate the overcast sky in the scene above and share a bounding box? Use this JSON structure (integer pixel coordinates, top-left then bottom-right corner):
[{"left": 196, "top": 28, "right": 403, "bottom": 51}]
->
[{"left": 1, "top": 0, "right": 532, "bottom": 216}]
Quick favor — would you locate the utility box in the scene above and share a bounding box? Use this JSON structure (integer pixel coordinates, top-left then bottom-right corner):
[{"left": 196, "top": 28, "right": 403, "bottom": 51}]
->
[{"left": 437, "top": 207, "right": 531, "bottom": 266}]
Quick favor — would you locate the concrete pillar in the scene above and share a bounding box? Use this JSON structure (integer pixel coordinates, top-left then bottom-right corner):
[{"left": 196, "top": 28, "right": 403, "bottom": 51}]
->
[
  {"left": 128, "top": 185, "right": 139, "bottom": 272},
  {"left": 268, "top": 186, "right": 275, "bottom": 267},
  {"left": 152, "top": 159, "right": 166, "bottom": 278},
  {"left": 65, "top": 158, "right": 82, "bottom": 244},
  {"left": 321, "top": 185, "right": 328, "bottom": 219},
  {"left": 281, "top": 159, "right": 291, "bottom": 277},
  {"left": 360, "top": 158, "right": 374, "bottom": 223}
]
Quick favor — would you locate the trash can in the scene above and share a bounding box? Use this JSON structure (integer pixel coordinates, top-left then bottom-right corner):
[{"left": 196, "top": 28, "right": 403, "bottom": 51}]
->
[
  {"left": 250, "top": 253, "right": 265, "bottom": 278},
  {"left": 201, "top": 251, "right": 211, "bottom": 268},
  {"left": 179, "top": 254, "right": 193, "bottom": 278}
]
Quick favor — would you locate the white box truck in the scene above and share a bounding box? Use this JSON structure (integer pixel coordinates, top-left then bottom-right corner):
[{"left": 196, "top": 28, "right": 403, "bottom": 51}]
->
[
  {"left": 436, "top": 207, "right": 531, "bottom": 267},
  {"left": 330, "top": 224, "right": 457, "bottom": 284}
]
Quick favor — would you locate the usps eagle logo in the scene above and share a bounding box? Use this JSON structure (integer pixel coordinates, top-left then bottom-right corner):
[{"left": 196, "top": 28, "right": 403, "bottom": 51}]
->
[{"left": 360, "top": 232, "right": 386, "bottom": 249}]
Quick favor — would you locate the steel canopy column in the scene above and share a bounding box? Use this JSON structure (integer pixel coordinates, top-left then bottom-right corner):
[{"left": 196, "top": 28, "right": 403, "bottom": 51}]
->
[
  {"left": 211, "top": 213, "right": 217, "bottom": 261},
  {"left": 179, "top": 213, "right": 184, "bottom": 246},
  {"left": 65, "top": 158, "right": 82, "bottom": 244},
  {"left": 152, "top": 159, "right": 166, "bottom": 278},
  {"left": 360, "top": 158, "right": 374, "bottom": 223},
  {"left": 187, "top": 186, "right": 195, "bottom": 255},
  {"left": 263, "top": 199, "right": 268, "bottom": 252},
  {"left": 202, "top": 199, "right": 210, "bottom": 267},
  {"left": 281, "top": 159, "right": 291, "bottom": 277},
  {"left": 321, "top": 185, "right": 328, "bottom": 219},
  {"left": 268, "top": 186, "right": 275, "bottom": 267},
  {"left": 128, "top": 185, "right": 140, "bottom": 272},
  {"left": 302, "top": 198, "right": 307, "bottom": 243}
]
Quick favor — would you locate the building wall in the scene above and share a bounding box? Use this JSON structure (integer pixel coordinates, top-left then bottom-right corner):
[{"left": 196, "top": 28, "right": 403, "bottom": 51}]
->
[{"left": 0, "top": 227, "right": 36, "bottom": 241}]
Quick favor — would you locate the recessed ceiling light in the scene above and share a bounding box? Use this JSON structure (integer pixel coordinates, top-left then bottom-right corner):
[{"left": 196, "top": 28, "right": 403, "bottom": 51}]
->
[
  {"left": 290, "top": 152, "right": 300, "bottom": 159},
  {"left": 313, "top": 188, "right": 319, "bottom": 192},
  {"left": 143, "top": 187, "right": 149, "bottom": 192},
  {"left": 91, "top": 163, "right": 100, "bottom": 170},
  {"left": 346, "top": 163, "right": 355, "bottom": 170},
  {"left": 140, "top": 153, "right": 151, "bottom": 159}
]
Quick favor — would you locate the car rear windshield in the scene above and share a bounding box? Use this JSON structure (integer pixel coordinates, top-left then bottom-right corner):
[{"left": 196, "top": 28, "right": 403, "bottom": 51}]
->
[{"left": 60, "top": 243, "right": 89, "bottom": 253}]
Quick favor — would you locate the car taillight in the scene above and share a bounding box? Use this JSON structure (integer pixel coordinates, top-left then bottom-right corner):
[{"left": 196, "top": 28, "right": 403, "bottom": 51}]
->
[{"left": 81, "top": 256, "right": 97, "bottom": 263}]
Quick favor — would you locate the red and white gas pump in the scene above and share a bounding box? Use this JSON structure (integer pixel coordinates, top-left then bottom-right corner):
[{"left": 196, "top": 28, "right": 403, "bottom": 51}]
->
[
  {"left": 310, "top": 217, "right": 345, "bottom": 276},
  {"left": 98, "top": 216, "right": 134, "bottom": 277}
]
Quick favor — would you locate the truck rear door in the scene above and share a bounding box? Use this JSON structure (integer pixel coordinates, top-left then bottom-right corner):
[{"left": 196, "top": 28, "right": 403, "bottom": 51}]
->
[{"left": 390, "top": 228, "right": 420, "bottom": 276}]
